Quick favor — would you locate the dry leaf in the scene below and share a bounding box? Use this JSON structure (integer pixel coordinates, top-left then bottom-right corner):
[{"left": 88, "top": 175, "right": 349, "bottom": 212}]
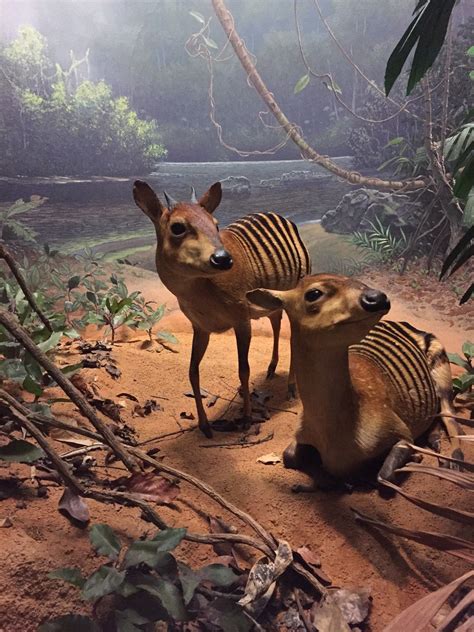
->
[
  {"left": 180, "top": 411, "right": 195, "bottom": 420},
  {"left": 353, "top": 508, "right": 474, "bottom": 563},
  {"left": 257, "top": 452, "right": 281, "bottom": 465},
  {"left": 331, "top": 588, "right": 371, "bottom": 625},
  {"left": 117, "top": 392, "right": 139, "bottom": 402},
  {"left": 115, "top": 471, "right": 180, "bottom": 504},
  {"left": 312, "top": 601, "right": 351, "bottom": 632},
  {"left": 105, "top": 363, "right": 121, "bottom": 379},
  {"left": 380, "top": 479, "right": 474, "bottom": 524},
  {"left": 239, "top": 540, "right": 292, "bottom": 607},
  {"left": 58, "top": 488, "right": 90, "bottom": 524},
  {"left": 398, "top": 464, "right": 474, "bottom": 489},
  {"left": 384, "top": 570, "right": 473, "bottom": 632},
  {"left": 296, "top": 546, "right": 321, "bottom": 567},
  {"left": 0, "top": 517, "right": 12, "bottom": 528},
  {"left": 207, "top": 394, "right": 219, "bottom": 408}
]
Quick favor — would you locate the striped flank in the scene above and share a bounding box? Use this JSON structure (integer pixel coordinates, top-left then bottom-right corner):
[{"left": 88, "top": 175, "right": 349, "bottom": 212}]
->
[
  {"left": 227, "top": 213, "right": 311, "bottom": 289},
  {"left": 351, "top": 321, "right": 439, "bottom": 422}
]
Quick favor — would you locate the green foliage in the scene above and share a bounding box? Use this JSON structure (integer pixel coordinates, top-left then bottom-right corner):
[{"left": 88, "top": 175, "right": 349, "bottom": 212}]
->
[
  {"left": 1, "top": 26, "right": 166, "bottom": 176},
  {"left": 444, "top": 123, "right": 474, "bottom": 228},
  {"left": 385, "top": 0, "right": 457, "bottom": 95},
  {"left": 46, "top": 523, "right": 244, "bottom": 631},
  {"left": 0, "top": 196, "right": 47, "bottom": 242},
  {"left": 0, "top": 439, "right": 44, "bottom": 463},
  {"left": 440, "top": 225, "right": 474, "bottom": 304},
  {"left": 448, "top": 341, "right": 474, "bottom": 394},
  {"left": 378, "top": 137, "right": 428, "bottom": 178},
  {"left": 351, "top": 216, "right": 408, "bottom": 263}
]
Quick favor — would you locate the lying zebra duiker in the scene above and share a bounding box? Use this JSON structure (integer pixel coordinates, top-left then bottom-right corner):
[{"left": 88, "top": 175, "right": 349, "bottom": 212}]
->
[
  {"left": 133, "top": 180, "right": 311, "bottom": 438},
  {"left": 247, "top": 274, "right": 459, "bottom": 486}
]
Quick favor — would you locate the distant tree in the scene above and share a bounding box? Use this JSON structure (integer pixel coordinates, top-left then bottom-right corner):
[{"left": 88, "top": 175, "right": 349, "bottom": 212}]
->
[{"left": 0, "top": 26, "right": 166, "bottom": 176}]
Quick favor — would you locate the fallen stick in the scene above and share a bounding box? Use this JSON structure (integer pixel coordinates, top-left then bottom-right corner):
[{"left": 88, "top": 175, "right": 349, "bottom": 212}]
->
[{"left": 198, "top": 432, "right": 274, "bottom": 449}]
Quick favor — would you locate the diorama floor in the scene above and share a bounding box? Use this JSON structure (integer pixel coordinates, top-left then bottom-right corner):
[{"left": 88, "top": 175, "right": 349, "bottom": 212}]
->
[{"left": 0, "top": 263, "right": 472, "bottom": 631}]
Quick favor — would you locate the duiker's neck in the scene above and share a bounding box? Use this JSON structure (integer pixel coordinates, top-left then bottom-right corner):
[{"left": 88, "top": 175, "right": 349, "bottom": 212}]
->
[{"left": 293, "top": 327, "right": 356, "bottom": 424}]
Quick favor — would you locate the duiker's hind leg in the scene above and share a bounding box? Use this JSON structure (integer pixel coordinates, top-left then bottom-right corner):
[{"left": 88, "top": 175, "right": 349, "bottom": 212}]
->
[
  {"left": 287, "top": 328, "right": 297, "bottom": 399},
  {"left": 266, "top": 310, "right": 282, "bottom": 379},
  {"left": 377, "top": 440, "right": 420, "bottom": 484},
  {"left": 189, "top": 326, "right": 212, "bottom": 438},
  {"left": 235, "top": 321, "right": 252, "bottom": 426}
]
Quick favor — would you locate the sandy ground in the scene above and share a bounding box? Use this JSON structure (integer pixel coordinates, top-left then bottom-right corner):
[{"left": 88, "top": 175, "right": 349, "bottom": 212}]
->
[{"left": 0, "top": 260, "right": 473, "bottom": 631}]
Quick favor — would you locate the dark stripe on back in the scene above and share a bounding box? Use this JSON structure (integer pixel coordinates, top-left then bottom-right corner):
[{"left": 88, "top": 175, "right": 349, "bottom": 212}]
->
[
  {"left": 253, "top": 214, "right": 293, "bottom": 283},
  {"left": 289, "top": 218, "right": 311, "bottom": 275},
  {"left": 228, "top": 223, "right": 268, "bottom": 281},
  {"left": 240, "top": 216, "right": 279, "bottom": 284},
  {"left": 266, "top": 213, "right": 300, "bottom": 280}
]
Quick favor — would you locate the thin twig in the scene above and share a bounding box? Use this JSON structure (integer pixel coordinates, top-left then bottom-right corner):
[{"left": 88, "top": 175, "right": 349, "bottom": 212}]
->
[{"left": 198, "top": 431, "right": 274, "bottom": 449}]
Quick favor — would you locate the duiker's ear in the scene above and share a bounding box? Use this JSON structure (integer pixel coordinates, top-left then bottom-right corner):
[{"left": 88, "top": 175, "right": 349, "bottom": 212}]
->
[
  {"left": 199, "top": 182, "right": 222, "bottom": 214},
  {"left": 246, "top": 288, "right": 284, "bottom": 313},
  {"left": 133, "top": 180, "right": 164, "bottom": 223}
]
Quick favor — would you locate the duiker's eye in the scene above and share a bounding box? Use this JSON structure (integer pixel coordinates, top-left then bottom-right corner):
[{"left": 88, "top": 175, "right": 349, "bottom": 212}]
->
[
  {"left": 304, "top": 288, "right": 323, "bottom": 302},
  {"left": 170, "top": 222, "right": 186, "bottom": 236}
]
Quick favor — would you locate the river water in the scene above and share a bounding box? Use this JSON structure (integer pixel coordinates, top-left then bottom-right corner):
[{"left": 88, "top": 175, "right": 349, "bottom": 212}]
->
[{"left": 0, "top": 159, "right": 354, "bottom": 254}]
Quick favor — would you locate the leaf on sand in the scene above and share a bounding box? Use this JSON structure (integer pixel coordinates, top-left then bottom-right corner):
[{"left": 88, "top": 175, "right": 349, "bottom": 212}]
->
[
  {"left": 38, "top": 614, "right": 101, "bottom": 632},
  {"left": 124, "top": 528, "right": 187, "bottom": 567},
  {"left": 48, "top": 567, "right": 85, "bottom": 588},
  {"left": 312, "top": 601, "right": 351, "bottom": 632},
  {"left": 331, "top": 588, "right": 371, "bottom": 625},
  {"left": 384, "top": 570, "right": 473, "bottom": 632},
  {"left": 207, "top": 394, "right": 219, "bottom": 408},
  {"left": 180, "top": 411, "right": 195, "bottom": 420},
  {"left": 239, "top": 540, "right": 292, "bottom": 607},
  {"left": 257, "top": 452, "right": 281, "bottom": 465},
  {"left": 0, "top": 439, "right": 44, "bottom": 463},
  {"left": 379, "top": 479, "right": 474, "bottom": 524},
  {"left": 353, "top": 508, "right": 474, "bottom": 563},
  {"left": 208, "top": 516, "right": 237, "bottom": 557},
  {"left": 58, "top": 488, "right": 90, "bottom": 525},
  {"left": 296, "top": 546, "right": 321, "bottom": 567},
  {"left": 117, "top": 392, "right": 139, "bottom": 402},
  {"left": 0, "top": 517, "right": 12, "bottom": 528},
  {"left": 115, "top": 471, "right": 180, "bottom": 504},
  {"left": 81, "top": 565, "right": 125, "bottom": 601},
  {"left": 89, "top": 523, "right": 122, "bottom": 560},
  {"left": 133, "top": 399, "right": 161, "bottom": 417},
  {"left": 91, "top": 397, "right": 122, "bottom": 422},
  {"left": 185, "top": 389, "right": 208, "bottom": 399},
  {"left": 399, "top": 463, "right": 474, "bottom": 487}
]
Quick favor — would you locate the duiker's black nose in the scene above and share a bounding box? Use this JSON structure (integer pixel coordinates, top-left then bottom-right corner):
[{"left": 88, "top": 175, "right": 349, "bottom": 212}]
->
[
  {"left": 360, "top": 289, "right": 390, "bottom": 313},
  {"left": 210, "top": 248, "right": 233, "bottom": 270}
]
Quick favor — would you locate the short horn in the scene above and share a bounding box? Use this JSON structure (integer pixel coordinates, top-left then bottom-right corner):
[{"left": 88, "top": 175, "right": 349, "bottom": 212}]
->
[
  {"left": 163, "top": 191, "right": 177, "bottom": 210},
  {"left": 190, "top": 186, "right": 197, "bottom": 204}
]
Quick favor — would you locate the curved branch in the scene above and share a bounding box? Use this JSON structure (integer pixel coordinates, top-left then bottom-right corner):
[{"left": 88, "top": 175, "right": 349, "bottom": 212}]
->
[{"left": 211, "top": 0, "right": 427, "bottom": 191}]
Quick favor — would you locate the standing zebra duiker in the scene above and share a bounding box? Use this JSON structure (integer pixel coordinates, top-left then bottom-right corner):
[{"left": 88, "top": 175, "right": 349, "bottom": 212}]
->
[
  {"left": 133, "top": 180, "right": 311, "bottom": 438},
  {"left": 247, "top": 273, "right": 462, "bottom": 486}
]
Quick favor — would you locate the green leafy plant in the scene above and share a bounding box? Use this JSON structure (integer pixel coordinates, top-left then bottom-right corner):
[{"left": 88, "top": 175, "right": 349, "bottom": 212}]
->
[
  {"left": 0, "top": 195, "right": 47, "bottom": 242},
  {"left": 351, "top": 216, "right": 408, "bottom": 263},
  {"left": 440, "top": 225, "right": 473, "bottom": 304},
  {"left": 43, "top": 523, "right": 247, "bottom": 631},
  {"left": 379, "top": 136, "right": 429, "bottom": 178},
  {"left": 448, "top": 341, "right": 474, "bottom": 394}
]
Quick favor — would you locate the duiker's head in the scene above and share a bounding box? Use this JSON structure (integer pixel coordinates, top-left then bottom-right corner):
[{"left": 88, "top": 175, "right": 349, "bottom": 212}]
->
[
  {"left": 133, "top": 180, "right": 233, "bottom": 277},
  {"left": 247, "top": 273, "right": 390, "bottom": 347}
]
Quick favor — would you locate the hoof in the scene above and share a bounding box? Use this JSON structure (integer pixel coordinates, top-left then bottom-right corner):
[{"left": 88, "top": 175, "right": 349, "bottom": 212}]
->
[
  {"left": 283, "top": 442, "right": 320, "bottom": 472},
  {"left": 199, "top": 422, "right": 213, "bottom": 439},
  {"left": 266, "top": 364, "right": 276, "bottom": 379},
  {"left": 287, "top": 383, "right": 297, "bottom": 400}
]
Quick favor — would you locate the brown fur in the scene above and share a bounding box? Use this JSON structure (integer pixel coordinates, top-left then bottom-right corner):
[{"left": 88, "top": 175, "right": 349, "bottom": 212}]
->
[
  {"left": 133, "top": 180, "right": 304, "bottom": 437},
  {"left": 247, "top": 274, "right": 456, "bottom": 480}
]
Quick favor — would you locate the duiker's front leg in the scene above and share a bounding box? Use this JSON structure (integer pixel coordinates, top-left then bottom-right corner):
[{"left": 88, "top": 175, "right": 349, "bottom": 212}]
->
[
  {"left": 266, "top": 310, "right": 282, "bottom": 378},
  {"left": 235, "top": 321, "right": 252, "bottom": 425},
  {"left": 287, "top": 326, "right": 297, "bottom": 400},
  {"left": 189, "top": 326, "right": 211, "bottom": 438}
]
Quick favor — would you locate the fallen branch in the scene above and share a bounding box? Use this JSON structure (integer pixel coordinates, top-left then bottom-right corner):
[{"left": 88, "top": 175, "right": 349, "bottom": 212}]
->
[{"left": 0, "top": 244, "right": 53, "bottom": 332}]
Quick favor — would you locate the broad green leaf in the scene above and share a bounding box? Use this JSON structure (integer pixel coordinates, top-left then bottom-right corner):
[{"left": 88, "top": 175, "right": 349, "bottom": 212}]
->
[
  {"left": 189, "top": 10, "right": 205, "bottom": 24},
  {"left": 48, "top": 567, "right": 85, "bottom": 588},
  {"left": 462, "top": 341, "right": 474, "bottom": 360},
  {"left": 86, "top": 291, "right": 97, "bottom": 305},
  {"left": 470, "top": 70, "right": 474, "bottom": 81},
  {"left": 178, "top": 562, "right": 200, "bottom": 605},
  {"left": 38, "top": 614, "right": 101, "bottom": 632},
  {"left": 447, "top": 353, "right": 469, "bottom": 369},
  {"left": 294, "top": 73, "right": 309, "bottom": 94},
  {"left": 210, "top": 597, "right": 252, "bottom": 632},
  {"left": 467, "top": 46, "right": 474, "bottom": 57},
  {"left": 157, "top": 331, "right": 178, "bottom": 345},
  {"left": 37, "top": 331, "right": 62, "bottom": 353},
  {"left": 23, "top": 374, "right": 43, "bottom": 396},
  {"left": 124, "top": 529, "right": 186, "bottom": 568},
  {"left": 81, "top": 565, "right": 125, "bottom": 601},
  {"left": 0, "top": 439, "right": 44, "bottom": 463},
  {"left": 199, "top": 564, "right": 238, "bottom": 588},
  {"left": 135, "top": 575, "right": 187, "bottom": 621},
  {"left": 115, "top": 609, "right": 150, "bottom": 632},
  {"left": 89, "top": 524, "right": 121, "bottom": 560},
  {"left": 67, "top": 275, "right": 81, "bottom": 291},
  {"left": 386, "top": 137, "right": 405, "bottom": 146}
]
